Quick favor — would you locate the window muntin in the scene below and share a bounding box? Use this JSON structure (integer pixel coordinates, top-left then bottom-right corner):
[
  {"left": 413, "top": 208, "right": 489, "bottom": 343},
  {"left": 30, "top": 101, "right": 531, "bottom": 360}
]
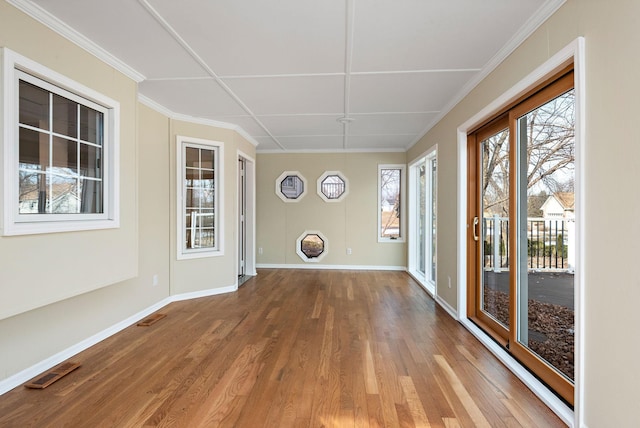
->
[
  {"left": 178, "top": 137, "right": 223, "bottom": 259},
  {"left": 317, "top": 171, "right": 348, "bottom": 202},
  {"left": 275, "top": 171, "right": 307, "bottom": 202},
  {"left": 17, "top": 75, "right": 104, "bottom": 216},
  {"left": 378, "top": 165, "right": 405, "bottom": 242},
  {"left": 2, "top": 48, "right": 119, "bottom": 235}
]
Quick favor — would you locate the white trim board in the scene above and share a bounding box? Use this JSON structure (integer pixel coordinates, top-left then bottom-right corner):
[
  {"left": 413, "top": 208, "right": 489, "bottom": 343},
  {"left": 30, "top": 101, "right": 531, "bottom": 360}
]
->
[
  {"left": 138, "top": 94, "right": 259, "bottom": 148},
  {"left": 0, "top": 284, "right": 237, "bottom": 396},
  {"left": 256, "top": 263, "right": 406, "bottom": 271}
]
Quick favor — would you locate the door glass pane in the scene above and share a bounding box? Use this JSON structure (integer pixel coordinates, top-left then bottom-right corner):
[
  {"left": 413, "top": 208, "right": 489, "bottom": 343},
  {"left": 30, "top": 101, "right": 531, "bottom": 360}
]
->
[
  {"left": 380, "top": 168, "right": 401, "bottom": 239},
  {"left": 480, "top": 128, "right": 510, "bottom": 329},
  {"left": 430, "top": 157, "right": 437, "bottom": 281},
  {"left": 417, "top": 161, "right": 426, "bottom": 275},
  {"left": 516, "top": 90, "right": 575, "bottom": 382}
]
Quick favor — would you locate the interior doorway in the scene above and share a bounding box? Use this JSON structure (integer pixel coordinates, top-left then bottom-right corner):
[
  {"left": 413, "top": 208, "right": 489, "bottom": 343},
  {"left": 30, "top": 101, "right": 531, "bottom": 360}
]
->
[{"left": 238, "top": 153, "right": 256, "bottom": 286}]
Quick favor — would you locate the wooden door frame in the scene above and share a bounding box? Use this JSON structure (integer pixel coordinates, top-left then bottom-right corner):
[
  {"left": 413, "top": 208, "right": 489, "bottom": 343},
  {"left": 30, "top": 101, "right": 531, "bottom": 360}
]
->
[
  {"left": 466, "top": 69, "right": 575, "bottom": 406},
  {"left": 455, "top": 38, "right": 584, "bottom": 426}
]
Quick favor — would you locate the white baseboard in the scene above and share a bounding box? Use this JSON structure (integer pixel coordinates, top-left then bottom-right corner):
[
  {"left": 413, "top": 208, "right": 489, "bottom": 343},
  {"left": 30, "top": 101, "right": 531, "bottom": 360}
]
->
[
  {"left": 0, "top": 285, "right": 237, "bottom": 396},
  {"left": 171, "top": 284, "right": 238, "bottom": 302},
  {"left": 256, "top": 263, "right": 407, "bottom": 271},
  {"left": 435, "top": 295, "right": 458, "bottom": 319}
]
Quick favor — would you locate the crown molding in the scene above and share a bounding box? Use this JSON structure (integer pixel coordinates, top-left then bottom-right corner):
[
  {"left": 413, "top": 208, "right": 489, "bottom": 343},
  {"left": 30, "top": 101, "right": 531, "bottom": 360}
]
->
[
  {"left": 6, "top": 0, "right": 146, "bottom": 83},
  {"left": 138, "top": 95, "right": 259, "bottom": 147},
  {"left": 407, "top": 0, "right": 567, "bottom": 150}
]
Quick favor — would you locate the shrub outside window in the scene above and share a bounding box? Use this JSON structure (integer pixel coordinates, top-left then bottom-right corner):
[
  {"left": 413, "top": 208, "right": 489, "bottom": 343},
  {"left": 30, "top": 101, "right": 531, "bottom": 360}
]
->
[
  {"left": 2, "top": 48, "right": 119, "bottom": 235},
  {"left": 177, "top": 136, "right": 223, "bottom": 259}
]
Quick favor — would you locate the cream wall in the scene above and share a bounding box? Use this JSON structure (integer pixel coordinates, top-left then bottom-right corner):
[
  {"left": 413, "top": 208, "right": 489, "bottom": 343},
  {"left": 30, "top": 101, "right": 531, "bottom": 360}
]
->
[
  {"left": 0, "top": 2, "right": 255, "bottom": 385},
  {"left": 257, "top": 152, "right": 406, "bottom": 268},
  {"left": 0, "top": 2, "right": 139, "bottom": 320},
  {"left": 169, "top": 120, "right": 256, "bottom": 294},
  {"left": 408, "top": 0, "right": 640, "bottom": 425}
]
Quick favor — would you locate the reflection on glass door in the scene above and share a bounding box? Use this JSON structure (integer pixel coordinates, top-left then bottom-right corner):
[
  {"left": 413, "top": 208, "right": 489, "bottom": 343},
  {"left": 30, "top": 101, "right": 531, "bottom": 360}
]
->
[
  {"left": 480, "top": 127, "right": 510, "bottom": 332},
  {"left": 417, "top": 161, "right": 426, "bottom": 276}
]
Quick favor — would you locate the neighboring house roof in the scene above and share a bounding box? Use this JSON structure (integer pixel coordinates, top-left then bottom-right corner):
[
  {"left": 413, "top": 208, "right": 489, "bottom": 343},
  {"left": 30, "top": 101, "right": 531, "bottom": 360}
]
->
[
  {"left": 540, "top": 192, "right": 575, "bottom": 216},
  {"left": 554, "top": 192, "right": 575, "bottom": 210}
]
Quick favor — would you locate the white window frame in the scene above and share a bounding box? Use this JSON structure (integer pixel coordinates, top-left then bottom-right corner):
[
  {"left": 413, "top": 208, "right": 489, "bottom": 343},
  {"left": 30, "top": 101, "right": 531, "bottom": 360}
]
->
[
  {"left": 316, "top": 170, "right": 348, "bottom": 202},
  {"left": 275, "top": 171, "right": 307, "bottom": 203},
  {"left": 377, "top": 164, "right": 406, "bottom": 243},
  {"left": 1, "top": 48, "right": 120, "bottom": 235},
  {"left": 177, "top": 136, "right": 224, "bottom": 260},
  {"left": 296, "top": 230, "right": 328, "bottom": 263},
  {"left": 408, "top": 147, "right": 437, "bottom": 295}
]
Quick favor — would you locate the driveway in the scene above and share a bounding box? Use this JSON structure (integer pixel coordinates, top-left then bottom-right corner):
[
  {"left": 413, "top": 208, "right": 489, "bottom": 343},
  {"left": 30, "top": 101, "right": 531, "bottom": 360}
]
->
[{"left": 483, "top": 271, "right": 574, "bottom": 310}]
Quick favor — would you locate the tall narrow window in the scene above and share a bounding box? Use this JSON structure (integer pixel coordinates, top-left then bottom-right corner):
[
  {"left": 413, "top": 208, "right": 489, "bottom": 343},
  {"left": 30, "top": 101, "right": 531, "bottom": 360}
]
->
[
  {"left": 177, "top": 136, "right": 223, "bottom": 259},
  {"left": 378, "top": 164, "right": 405, "bottom": 242},
  {"left": 2, "top": 48, "right": 119, "bottom": 235}
]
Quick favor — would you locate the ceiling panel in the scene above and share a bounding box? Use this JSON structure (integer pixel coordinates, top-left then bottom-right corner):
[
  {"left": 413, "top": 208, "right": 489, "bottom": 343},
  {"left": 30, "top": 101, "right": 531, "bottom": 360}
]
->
[
  {"left": 257, "top": 115, "right": 344, "bottom": 137},
  {"left": 351, "top": 0, "right": 542, "bottom": 71},
  {"left": 31, "top": 0, "right": 208, "bottom": 79},
  {"left": 349, "top": 113, "right": 440, "bottom": 135},
  {"left": 139, "top": 79, "right": 247, "bottom": 117},
  {"left": 349, "top": 71, "right": 477, "bottom": 113},
  {"left": 19, "top": 0, "right": 561, "bottom": 152},
  {"left": 223, "top": 76, "right": 345, "bottom": 115},
  {"left": 347, "top": 135, "right": 417, "bottom": 150},
  {"left": 276, "top": 136, "right": 345, "bottom": 151},
  {"left": 146, "top": 0, "right": 347, "bottom": 76}
]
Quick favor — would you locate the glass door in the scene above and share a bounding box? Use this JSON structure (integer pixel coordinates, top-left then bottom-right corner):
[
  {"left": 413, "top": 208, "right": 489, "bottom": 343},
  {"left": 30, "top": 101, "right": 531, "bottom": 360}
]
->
[
  {"left": 468, "top": 69, "right": 575, "bottom": 405},
  {"left": 510, "top": 77, "right": 575, "bottom": 402}
]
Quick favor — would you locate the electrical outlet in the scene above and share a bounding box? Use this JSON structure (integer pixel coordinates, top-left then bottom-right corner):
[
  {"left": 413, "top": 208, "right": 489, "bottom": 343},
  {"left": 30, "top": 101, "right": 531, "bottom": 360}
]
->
[
  {"left": 258, "top": 247, "right": 263, "bottom": 255},
  {"left": 152, "top": 274, "right": 159, "bottom": 286},
  {"left": 346, "top": 248, "right": 352, "bottom": 255},
  {"left": 448, "top": 276, "right": 452, "bottom": 288}
]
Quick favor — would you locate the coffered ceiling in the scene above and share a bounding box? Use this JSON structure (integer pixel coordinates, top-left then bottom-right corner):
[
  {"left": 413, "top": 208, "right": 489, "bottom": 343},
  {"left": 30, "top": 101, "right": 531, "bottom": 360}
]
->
[{"left": 12, "top": 0, "right": 564, "bottom": 152}]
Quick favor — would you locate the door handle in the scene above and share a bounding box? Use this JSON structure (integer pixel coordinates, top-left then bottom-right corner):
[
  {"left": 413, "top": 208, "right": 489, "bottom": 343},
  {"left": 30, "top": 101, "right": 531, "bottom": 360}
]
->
[{"left": 473, "top": 217, "right": 479, "bottom": 241}]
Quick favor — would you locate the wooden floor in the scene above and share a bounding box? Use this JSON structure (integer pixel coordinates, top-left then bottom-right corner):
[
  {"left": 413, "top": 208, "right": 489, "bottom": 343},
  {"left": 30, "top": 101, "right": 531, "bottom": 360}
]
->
[{"left": 0, "top": 270, "right": 566, "bottom": 427}]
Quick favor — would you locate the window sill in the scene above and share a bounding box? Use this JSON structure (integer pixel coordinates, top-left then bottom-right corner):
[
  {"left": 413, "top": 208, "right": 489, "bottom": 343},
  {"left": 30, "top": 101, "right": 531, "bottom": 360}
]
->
[{"left": 2, "top": 218, "right": 119, "bottom": 236}]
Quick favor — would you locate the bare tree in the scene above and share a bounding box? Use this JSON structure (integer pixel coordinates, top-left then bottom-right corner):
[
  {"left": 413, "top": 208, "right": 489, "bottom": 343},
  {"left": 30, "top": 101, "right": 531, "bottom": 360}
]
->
[{"left": 482, "top": 90, "right": 575, "bottom": 215}]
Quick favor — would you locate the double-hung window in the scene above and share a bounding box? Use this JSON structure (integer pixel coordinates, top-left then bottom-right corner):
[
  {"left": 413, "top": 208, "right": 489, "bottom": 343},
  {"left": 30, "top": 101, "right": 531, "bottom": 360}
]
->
[
  {"left": 177, "top": 136, "right": 223, "bottom": 259},
  {"left": 2, "top": 48, "right": 119, "bottom": 235}
]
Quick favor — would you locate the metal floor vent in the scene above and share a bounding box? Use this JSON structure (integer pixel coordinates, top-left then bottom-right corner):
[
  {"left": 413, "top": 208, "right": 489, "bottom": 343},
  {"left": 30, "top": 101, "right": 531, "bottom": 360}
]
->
[
  {"left": 137, "top": 313, "right": 166, "bottom": 327},
  {"left": 24, "top": 362, "right": 81, "bottom": 389}
]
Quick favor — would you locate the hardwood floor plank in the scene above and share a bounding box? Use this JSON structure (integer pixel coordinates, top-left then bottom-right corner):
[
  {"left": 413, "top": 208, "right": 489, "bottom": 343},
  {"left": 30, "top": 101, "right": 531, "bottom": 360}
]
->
[
  {"left": 0, "top": 270, "right": 566, "bottom": 427},
  {"left": 399, "top": 376, "right": 432, "bottom": 427},
  {"left": 434, "top": 354, "right": 493, "bottom": 428}
]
